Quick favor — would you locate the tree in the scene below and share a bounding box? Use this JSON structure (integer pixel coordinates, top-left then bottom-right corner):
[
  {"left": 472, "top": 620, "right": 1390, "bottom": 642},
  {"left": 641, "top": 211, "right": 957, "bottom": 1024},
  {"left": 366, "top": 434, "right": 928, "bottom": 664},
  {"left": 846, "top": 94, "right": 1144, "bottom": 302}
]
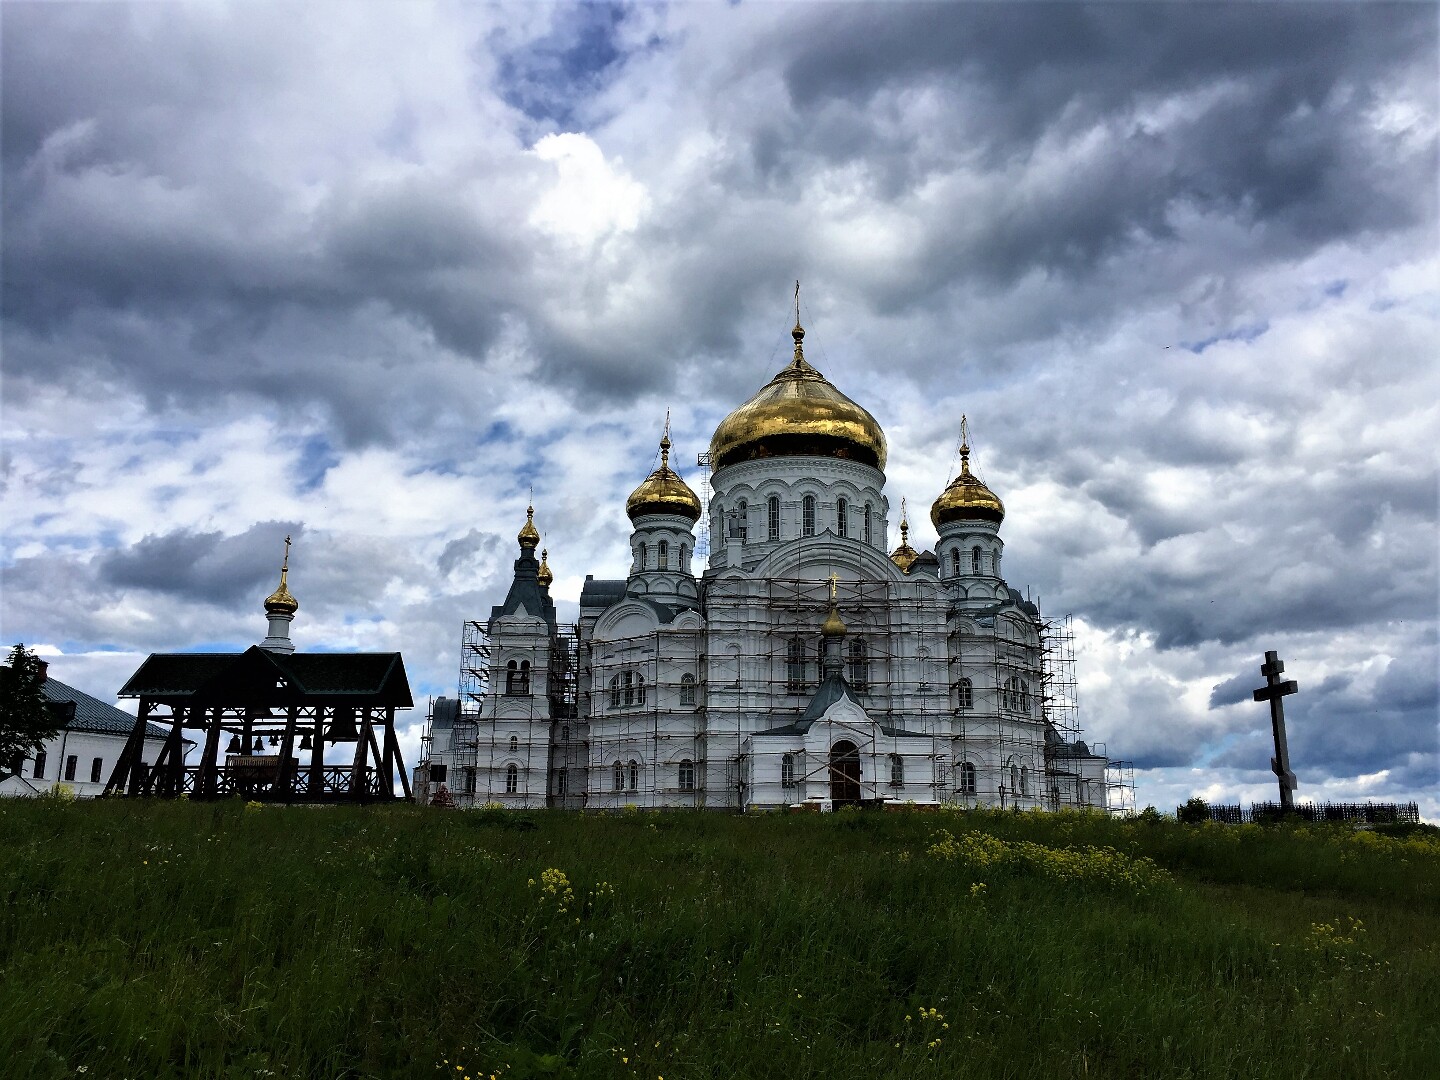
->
[{"left": 0, "top": 644, "right": 61, "bottom": 785}]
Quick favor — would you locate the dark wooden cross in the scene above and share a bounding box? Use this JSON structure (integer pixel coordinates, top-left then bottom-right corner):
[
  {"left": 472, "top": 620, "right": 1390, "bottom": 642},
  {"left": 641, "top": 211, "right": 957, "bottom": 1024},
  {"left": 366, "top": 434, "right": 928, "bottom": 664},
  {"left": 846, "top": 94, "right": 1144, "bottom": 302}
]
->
[{"left": 1252, "top": 650, "right": 1299, "bottom": 810}]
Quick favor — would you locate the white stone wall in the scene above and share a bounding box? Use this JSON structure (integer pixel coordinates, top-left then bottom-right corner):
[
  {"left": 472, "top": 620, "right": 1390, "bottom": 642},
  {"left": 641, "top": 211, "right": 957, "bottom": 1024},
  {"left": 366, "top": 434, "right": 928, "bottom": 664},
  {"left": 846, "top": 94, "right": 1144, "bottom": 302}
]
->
[{"left": 1, "top": 728, "right": 168, "bottom": 799}]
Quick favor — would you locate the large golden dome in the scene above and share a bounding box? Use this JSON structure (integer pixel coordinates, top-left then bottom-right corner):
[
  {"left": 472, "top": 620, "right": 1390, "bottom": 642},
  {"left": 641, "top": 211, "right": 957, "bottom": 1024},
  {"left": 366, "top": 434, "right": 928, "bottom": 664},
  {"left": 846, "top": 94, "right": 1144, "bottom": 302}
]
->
[
  {"left": 931, "top": 435, "right": 1004, "bottom": 527},
  {"left": 709, "top": 322, "right": 887, "bottom": 471},
  {"left": 626, "top": 432, "right": 702, "bottom": 522}
]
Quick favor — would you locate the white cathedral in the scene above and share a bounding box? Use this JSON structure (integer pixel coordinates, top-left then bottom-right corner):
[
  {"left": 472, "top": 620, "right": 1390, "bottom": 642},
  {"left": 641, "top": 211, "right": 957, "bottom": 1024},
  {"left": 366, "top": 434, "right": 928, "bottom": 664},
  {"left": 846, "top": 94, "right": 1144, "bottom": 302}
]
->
[{"left": 421, "top": 311, "right": 1113, "bottom": 812}]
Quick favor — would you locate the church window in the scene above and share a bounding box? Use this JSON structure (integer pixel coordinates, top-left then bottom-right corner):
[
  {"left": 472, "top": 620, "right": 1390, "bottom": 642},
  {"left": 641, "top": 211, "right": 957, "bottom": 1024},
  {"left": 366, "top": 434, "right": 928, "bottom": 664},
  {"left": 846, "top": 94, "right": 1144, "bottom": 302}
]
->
[
  {"left": 767, "top": 495, "right": 781, "bottom": 540},
  {"left": 680, "top": 543, "right": 689, "bottom": 570},
  {"left": 952, "top": 549, "right": 961, "bottom": 576},
  {"left": 613, "top": 761, "right": 624, "bottom": 791},
  {"left": 556, "top": 768, "right": 568, "bottom": 797},
  {"left": 621, "top": 670, "right": 636, "bottom": 707},
  {"left": 847, "top": 638, "right": 869, "bottom": 691},
  {"left": 33, "top": 750, "right": 46, "bottom": 779},
  {"left": 561, "top": 724, "right": 569, "bottom": 742},
  {"left": 680, "top": 672, "right": 697, "bottom": 706},
  {"left": 1020, "top": 765, "right": 1029, "bottom": 797},
  {"left": 836, "top": 497, "right": 848, "bottom": 538},
  {"left": 608, "top": 674, "right": 622, "bottom": 709},
  {"left": 506, "top": 660, "right": 531, "bottom": 695},
  {"left": 781, "top": 753, "right": 796, "bottom": 789},
  {"left": 889, "top": 754, "right": 904, "bottom": 788},
  {"left": 635, "top": 672, "right": 647, "bottom": 706},
  {"left": 640, "top": 543, "right": 649, "bottom": 570},
  {"left": 90, "top": 757, "right": 103, "bottom": 783},
  {"left": 785, "top": 636, "right": 807, "bottom": 694},
  {"left": 628, "top": 759, "right": 639, "bottom": 791},
  {"left": 65, "top": 755, "right": 77, "bottom": 781},
  {"left": 658, "top": 539, "right": 669, "bottom": 568},
  {"left": 802, "top": 496, "right": 816, "bottom": 537},
  {"left": 1010, "top": 762, "right": 1020, "bottom": 796},
  {"left": 464, "top": 767, "right": 477, "bottom": 795},
  {"left": 971, "top": 546, "right": 982, "bottom": 574},
  {"left": 733, "top": 500, "right": 748, "bottom": 542},
  {"left": 959, "top": 760, "right": 977, "bottom": 796},
  {"left": 863, "top": 503, "right": 872, "bottom": 545},
  {"left": 509, "top": 734, "right": 518, "bottom": 752},
  {"left": 678, "top": 759, "right": 695, "bottom": 791},
  {"left": 957, "top": 677, "right": 973, "bottom": 710},
  {"left": 1019, "top": 680, "right": 1030, "bottom": 714}
]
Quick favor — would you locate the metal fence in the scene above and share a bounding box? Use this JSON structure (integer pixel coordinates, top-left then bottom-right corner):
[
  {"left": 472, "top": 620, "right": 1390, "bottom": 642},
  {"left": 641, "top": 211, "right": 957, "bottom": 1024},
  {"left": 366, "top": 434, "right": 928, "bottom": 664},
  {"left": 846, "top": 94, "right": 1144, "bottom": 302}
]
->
[{"left": 1180, "top": 801, "right": 1420, "bottom": 825}]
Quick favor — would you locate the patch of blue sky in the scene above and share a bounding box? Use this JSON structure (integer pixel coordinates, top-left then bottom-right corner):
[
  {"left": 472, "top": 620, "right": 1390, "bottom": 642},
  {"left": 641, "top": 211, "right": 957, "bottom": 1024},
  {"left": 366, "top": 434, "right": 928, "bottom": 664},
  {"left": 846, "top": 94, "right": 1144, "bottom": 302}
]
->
[
  {"left": 495, "top": 2, "right": 629, "bottom": 129},
  {"left": 1181, "top": 320, "right": 1270, "bottom": 355},
  {"left": 476, "top": 419, "right": 513, "bottom": 447},
  {"left": 1322, "top": 279, "right": 1348, "bottom": 298},
  {"left": 177, "top": 641, "right": 249, "bottom": 654},
  {"left": 295, "top": 433, "right": 340, "bottom": 493}
]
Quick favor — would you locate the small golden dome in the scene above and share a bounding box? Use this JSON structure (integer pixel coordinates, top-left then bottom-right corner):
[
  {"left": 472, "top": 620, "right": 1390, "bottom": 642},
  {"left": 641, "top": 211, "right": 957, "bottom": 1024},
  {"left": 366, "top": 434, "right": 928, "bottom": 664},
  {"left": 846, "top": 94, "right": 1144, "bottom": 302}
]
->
[
  {"left": 889, "top": 501, "right": 919, "bottom": 574},
  {"left": 626, "top": 431, "right": 702, "bottom": 522},
  {"left": 930, "top": 428, "right": 1004, "bottom": 528},
  {"left": 821, "top": 603, "right": 848, "bottom": 638},
  {"left": 264, "top": 536, "right": 298, "bottom": 614},
  {"left": 709, "top": 315, "right": 887, "bottom": 471},
  {"left": 537, "top": 548, "right": 553, "bottom": 588},
  {"left": 518, "top": 504, "right": 540, "bottom": 548}
]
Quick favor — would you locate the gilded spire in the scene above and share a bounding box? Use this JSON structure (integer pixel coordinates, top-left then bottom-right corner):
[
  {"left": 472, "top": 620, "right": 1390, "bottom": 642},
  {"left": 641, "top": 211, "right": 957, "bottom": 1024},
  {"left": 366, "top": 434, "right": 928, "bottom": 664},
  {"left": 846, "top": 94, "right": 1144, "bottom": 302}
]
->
[
  {"left": 537, "top": 547, "right": 553, "bottom": 589},
  {"left": 518, "top": 504, "right": 540, "bottom": 549},
  {"left": 959, "top": 413, "right": 971, "bottom": 474},
  {"left": 264, "top": 535, "right": 299, "bottom": 615},
  {"left": 821, "top": 571, "right": 847, "bottom": 637},
  {"left": 789, "top": 279, "right": 810, "bottom": 370},
  {"left": 889, "top": 498, "right": 919, "bottom": 574}
]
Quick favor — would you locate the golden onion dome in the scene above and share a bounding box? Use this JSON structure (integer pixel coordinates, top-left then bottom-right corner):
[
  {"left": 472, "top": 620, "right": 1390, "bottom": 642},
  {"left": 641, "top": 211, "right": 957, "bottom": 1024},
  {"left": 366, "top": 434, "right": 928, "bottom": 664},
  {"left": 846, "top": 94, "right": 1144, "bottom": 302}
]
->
[
  {"left": 537, "top": 548, "right": 553, "bottom": 588},
  {"left": 821, "top": 603, "right": 848, "bottom": 638},
  {"left": 626, "top": 431, "right": 702, "bottom": 522},
  {"left": 889, "top": 505, "right": 919, "bottom": 574},
  {"left": 930, "top": 430, "right": 1005, "bottom": 528},
  {"left": 264, "top": 537, "right": 299, "bottom": 615},
  {"left": 709, "top": 319, "right": 887, "bottom": 472},
  {"left": 518, "top": 504, "right": 540, "bottom": 548}
]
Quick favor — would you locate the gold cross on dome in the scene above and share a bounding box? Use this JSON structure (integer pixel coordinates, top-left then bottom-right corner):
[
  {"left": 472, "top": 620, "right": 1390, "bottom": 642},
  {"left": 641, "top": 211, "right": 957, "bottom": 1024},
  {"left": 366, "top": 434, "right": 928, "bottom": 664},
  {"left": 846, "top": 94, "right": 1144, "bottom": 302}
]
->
[{"left": 828, "top": 571, "right": 839, "bottom": 603}]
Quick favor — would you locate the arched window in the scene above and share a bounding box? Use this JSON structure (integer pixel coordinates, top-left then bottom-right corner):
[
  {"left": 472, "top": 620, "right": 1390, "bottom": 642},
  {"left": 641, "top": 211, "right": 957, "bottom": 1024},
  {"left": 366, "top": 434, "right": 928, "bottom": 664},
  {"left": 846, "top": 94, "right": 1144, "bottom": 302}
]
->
[
  {"left": 506, "top": 659, "right": 530, "bottom": 695},
  {"left": 680, "top": 672, "right": 697, "bottom": 706},
  {"left": 951, "top": 549, "right": 961, "bottom": 576},
  {"left": 678, "top": 759, "right": 695, "bottom": 791},
  {"left": 1019, "top": 680, "right": 1030, "bottom": 714},
  {"left": 734, "top": 500, "right": 748, "bottom": 542},
  {"left": 658, "top": 539, "right": 669, "bottom": 568},
  {"left": 608, "top": 674, "right": 622, "bottom": 709},
  {"left": 863, "top": 503, "right": 872, "bottom": 545},
  {"left": 971, "top": 546, "right": 982, "bottom": 574},
  {"left": 959, "top": 760, "right": 977, "bottom": 796},
  {"left": 680, "top": 543, "right": 689, "bottom": 571},
  {"left": 836, "top": 497, "right": 848, "bottom": 538},
  {"left": 640, "top": 543, "right": 649, "bottom": 570},
  {"left": 613, "top": 761, "right": 624, "bottom": 791},
  {"left": 1010, "top": 762, "right": 1020, "bottom": 795},
  {"left": 1020, "top": 765, "right": 1029, "bottom": 797},
  {"left": 781, "top": 753, "right": 796, "bottom": 789},
  {"left": 634, "top": 672, "right": 647, "bottom": 706},
  {"left": 556, "top": 768, "right": 568, "bottom": 797},
  {"left": 505, "top": 763, "right": 518, "bottom": 793},
  {"left": 1003, "top": 676, "right": 1028, "bottom": 713},
  {"left": 560, "top": 724, "right": 569, "bottom": 742},
  {"left": 509, "top": 734, "right": 518, "bottom": 752},
  {"left": 889, "top": 754, "right": 904, "bottom": 788},
  {"left": 767, "top": 495, "right": 781, "bottom": 540},
  {"left": 847, "top": 638, "right": 869, "bottom": 691},
  {"left": 628, "top": 759, "right": 639, "bottom": 791},
  {"left": 802, "top": 495, "right": 816, "bottom": 537},
  {"left": 785, "top": 636, "right": 807, "bottom": 694},
  {"left": 957, "top": 677, "right": 974, "bottom": 710}
]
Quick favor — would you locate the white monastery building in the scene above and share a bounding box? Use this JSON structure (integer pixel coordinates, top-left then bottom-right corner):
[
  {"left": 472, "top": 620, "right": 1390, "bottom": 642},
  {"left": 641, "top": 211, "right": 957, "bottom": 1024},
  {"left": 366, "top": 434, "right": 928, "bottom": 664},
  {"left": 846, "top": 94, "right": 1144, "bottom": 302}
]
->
[{"left": 421, "top": 307, "right": 1118, "bottom": 812}]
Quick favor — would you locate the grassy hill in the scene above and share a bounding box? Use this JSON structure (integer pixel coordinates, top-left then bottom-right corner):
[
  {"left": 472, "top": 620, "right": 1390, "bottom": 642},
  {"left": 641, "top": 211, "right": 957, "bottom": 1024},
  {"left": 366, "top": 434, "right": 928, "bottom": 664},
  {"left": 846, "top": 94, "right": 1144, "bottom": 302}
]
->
[{"left": 1, "top": 800, "right": 1436, "bottom": 1079}]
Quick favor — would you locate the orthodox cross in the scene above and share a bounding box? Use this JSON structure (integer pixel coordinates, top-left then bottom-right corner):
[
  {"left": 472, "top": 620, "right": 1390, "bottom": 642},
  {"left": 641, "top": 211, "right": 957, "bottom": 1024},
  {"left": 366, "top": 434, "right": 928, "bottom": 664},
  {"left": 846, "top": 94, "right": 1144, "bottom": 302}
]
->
[
  {"left": 281, "top": 535, "right": 291, "bottom": 571},
  {"left": 1252, "top": 650, "right": 1299, "bottom": 810},
  {"left": 827, "top": 571, "right": 839, "bottom": 604}
]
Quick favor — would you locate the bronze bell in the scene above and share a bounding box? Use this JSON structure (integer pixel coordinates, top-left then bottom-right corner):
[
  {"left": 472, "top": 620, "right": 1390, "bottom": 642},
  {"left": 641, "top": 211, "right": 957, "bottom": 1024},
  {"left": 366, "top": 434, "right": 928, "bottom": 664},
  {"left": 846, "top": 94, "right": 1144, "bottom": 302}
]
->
[
  {"left": 299, "top": 733, "right": 312, "bottom": 751},
  {"left": 226, "top": 734, "right": 242, "bottom": 754},
  {"left": 324, "top": 707, "right": 359, "bottom": 742}
]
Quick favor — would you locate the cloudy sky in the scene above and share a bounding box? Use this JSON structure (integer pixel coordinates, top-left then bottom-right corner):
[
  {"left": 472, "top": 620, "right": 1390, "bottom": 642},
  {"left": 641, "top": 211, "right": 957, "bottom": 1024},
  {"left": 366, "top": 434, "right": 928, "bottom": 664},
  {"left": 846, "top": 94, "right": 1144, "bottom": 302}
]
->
[{"left": 3, "top": 1, "right": 1436, "bottom": 815}]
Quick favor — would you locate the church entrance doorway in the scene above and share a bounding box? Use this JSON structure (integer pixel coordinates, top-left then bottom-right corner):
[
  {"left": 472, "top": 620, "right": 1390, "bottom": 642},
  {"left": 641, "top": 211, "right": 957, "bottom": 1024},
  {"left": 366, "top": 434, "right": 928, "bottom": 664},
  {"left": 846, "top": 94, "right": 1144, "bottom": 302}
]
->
[{"left": 829, "top": 741, "right": 861, "bottom": 806}]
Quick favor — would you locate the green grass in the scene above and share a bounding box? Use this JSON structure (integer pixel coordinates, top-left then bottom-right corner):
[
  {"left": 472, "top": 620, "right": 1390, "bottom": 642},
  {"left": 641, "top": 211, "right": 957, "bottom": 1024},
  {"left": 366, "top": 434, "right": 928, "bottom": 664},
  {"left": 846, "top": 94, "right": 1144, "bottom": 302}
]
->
[{"left": 1, "top": 801, "right": 1437, "bottom": 1080}]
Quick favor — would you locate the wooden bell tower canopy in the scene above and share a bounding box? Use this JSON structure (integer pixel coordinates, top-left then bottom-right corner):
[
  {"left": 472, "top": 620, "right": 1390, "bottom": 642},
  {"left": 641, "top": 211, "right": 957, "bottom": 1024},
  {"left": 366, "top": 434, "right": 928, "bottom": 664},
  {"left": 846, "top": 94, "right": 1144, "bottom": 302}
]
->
[{"left": 106, "top": 645, "right": 414, "bottom": 803}]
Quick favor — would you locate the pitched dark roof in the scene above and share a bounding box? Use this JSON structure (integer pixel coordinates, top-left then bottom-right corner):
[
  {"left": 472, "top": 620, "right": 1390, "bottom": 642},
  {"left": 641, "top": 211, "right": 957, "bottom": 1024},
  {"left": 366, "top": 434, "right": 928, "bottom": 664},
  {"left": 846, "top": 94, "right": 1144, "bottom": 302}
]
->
[
  {"left": 580, "top": 577, "right": 627, "bottom": 610},
  {"left": 492, "top": 549, "right": 556, "bottom": 630},
  {"left": 119, "top": 646, "right": 413, "bottom": 707},
  {"left": 756, "top": 670, "right": 926, "bottom": 738},
  {"left": 39, "top": 675, "right": 170, "bottom": 739}
]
